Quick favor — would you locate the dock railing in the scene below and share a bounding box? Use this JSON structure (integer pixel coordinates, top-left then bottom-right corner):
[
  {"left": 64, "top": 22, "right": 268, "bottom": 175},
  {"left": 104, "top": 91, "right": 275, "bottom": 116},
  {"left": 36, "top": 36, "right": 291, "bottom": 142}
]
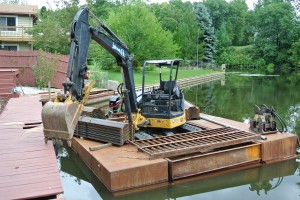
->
[
  {"left": 0, "top": 26, "right": 33, "bottom": 41},
  {"left": 135, "top": 72, "right": 225, "bottom": 92}
]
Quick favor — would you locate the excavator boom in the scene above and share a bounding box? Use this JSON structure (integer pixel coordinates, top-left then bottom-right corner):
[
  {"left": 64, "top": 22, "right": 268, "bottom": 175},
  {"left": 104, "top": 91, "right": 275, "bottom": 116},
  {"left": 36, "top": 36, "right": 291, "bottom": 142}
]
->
[{"left": 42, "top": 7, "right": 137, "bottom": 145}]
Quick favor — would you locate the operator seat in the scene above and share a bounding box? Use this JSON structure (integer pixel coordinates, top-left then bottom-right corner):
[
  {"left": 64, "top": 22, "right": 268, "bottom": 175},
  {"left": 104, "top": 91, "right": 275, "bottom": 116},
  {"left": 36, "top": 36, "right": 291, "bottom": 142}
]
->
[{"left": 164, "top": 80, "right": 180, "bottom": 98}]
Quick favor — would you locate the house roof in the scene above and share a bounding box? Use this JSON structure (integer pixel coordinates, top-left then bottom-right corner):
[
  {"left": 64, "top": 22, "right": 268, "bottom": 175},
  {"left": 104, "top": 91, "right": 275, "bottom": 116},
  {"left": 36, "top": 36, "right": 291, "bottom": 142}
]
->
[{"left": 0, "top": 4, "right": 38, "bottom": 16}]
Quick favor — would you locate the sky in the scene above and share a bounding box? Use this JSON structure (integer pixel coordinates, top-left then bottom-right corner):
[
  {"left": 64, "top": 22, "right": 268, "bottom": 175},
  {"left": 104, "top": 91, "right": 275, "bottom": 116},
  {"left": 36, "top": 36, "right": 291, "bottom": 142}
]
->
[{"left": 26, "top": 0, "right": 258, "bottom": 10}]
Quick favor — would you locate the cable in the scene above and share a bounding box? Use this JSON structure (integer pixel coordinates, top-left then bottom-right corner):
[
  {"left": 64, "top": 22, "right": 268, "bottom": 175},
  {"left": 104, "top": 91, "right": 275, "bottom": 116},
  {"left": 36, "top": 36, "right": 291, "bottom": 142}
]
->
[
  {"left": 271, "top": 106, "right": 287, "bottom": 132},
  {"left": 117, "top": 82, "right": 124, "bottom": 96},
  {"left": 271, "top": 177, "right": 283, "bottom": 189},
  {"left": 117, "top": 83, "right": 125, "bottom": 112}
]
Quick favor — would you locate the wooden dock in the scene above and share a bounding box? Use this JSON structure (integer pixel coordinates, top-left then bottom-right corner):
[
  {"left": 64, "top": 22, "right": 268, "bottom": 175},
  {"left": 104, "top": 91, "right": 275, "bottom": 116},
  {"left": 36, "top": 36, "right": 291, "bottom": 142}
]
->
[{"left": 0, "top": 95, "right": 63, "bottom": 199}]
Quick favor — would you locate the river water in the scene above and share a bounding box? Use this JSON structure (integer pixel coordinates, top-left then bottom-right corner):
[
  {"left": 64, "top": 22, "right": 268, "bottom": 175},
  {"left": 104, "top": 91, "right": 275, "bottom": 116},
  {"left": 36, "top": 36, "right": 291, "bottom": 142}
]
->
[{"left": 58, "top": 70, "right": 300, "bottom": 200}]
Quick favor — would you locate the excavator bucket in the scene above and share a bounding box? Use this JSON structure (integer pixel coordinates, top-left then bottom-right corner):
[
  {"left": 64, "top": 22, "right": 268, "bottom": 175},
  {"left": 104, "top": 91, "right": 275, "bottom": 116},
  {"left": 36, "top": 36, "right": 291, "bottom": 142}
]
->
[{"left": 42, "top": 101, "right": 83, "bottom": 144}]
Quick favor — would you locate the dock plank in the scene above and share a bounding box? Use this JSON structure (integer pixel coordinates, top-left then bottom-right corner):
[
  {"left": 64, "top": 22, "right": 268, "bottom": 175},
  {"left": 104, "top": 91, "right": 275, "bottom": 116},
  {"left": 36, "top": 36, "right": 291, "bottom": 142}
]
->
[
  {"left": 0, "top": 172, "right": 60, "bottom": 186},
  {"left": 0, "top": 95, "right": 63, "bottom": 200}
]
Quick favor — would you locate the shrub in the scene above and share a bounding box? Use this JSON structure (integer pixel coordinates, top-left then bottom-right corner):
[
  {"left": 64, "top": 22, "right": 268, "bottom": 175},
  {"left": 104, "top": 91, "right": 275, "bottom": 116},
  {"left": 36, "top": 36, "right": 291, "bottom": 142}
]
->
[
  {"left": 31, "top": 50, "right": 58, "bottom": 88},
  {"left": 144, "top": 64, "right": 156, "bottom": 71},
  {"left": 266, "top": 63, "right": 275, "bottom": 73}
]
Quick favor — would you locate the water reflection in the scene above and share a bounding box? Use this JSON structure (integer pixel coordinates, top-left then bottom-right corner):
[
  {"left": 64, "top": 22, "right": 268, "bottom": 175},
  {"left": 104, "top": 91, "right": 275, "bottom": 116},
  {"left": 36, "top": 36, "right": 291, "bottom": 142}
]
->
[
  {"left": 184, "top": 71, "right": 300, "bottom": 136},
  {"left": 249, "top": 178, "right": 283, "bottom": 196},
  {"left": 286, "top": 103, "right": 300, "bottom": 134},
  {"left": 58, "top": 145, "right": 299, "bottom": 200}
]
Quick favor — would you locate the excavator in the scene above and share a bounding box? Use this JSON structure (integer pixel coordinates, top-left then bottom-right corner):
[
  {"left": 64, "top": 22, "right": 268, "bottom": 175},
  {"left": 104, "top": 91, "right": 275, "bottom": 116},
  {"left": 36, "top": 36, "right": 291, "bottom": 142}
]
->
[{"left": 41, "top": 7, "right": 186, "bottom": 145}]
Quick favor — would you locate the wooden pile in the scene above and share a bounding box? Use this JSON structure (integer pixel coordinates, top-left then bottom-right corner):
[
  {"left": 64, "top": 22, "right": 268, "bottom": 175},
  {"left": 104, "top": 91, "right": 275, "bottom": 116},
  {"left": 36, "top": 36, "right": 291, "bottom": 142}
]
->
[{"left": 185, "top": 101, "right": 200, "bottom": 120}]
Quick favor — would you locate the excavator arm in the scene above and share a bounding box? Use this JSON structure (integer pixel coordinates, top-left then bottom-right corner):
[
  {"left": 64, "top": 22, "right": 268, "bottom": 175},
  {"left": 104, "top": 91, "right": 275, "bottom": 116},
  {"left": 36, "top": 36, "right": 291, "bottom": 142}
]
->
[
  {"left": 42, "top": 7, "right": 187, "bottom": 145},
  {"left": 42, "top": 7, "right": 138, "bottom": 145},
  {"left": 64, "top": 7, "right": 137, "bottom": 111}
]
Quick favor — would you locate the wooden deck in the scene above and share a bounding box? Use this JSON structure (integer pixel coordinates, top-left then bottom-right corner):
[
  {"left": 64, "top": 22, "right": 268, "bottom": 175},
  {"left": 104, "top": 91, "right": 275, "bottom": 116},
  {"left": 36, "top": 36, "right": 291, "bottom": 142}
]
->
[{"left": 0, "top": 95, "right": 63, "bottom": 199}]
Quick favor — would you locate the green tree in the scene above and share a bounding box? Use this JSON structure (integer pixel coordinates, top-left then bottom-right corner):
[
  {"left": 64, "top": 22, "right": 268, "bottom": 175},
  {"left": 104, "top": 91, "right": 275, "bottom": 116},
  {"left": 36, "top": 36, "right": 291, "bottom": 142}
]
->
[
  {"left": 255, "top": 0, "right": 299, "bottom": 17},
  {"left": 215, "top": 23, "right": 232, "bottom": 64},
  {"left": 31, "top": 50, "right": 59, "bottom": 88},
  {"left": 289, "top": 38, "right": 300, "bottom": 67},
  {"left": 227, "top": 0, "right": 248, "bottom": 45},
  {"left": 218, "top": 46, "right": 253, "bottom": 67},
  {"left": 243, "top": 10, "right": 255, "bottom": 44},
  {"left": 203, "top": 0, "right": 230, "bottom": 31},
  {"left": 104, "top": 3, "right": 178, "bottom": 67},
  {"left": 88, "top": 0, "right": 114, "bottom": 19},
  {"left": 30, "top": 0, "right": 80, "bottom": 54},
  {"left": 194, "top": 3, "right": 216, "bottom": 65},
  {"left": 150, "top": 2, "right": 178, "bottom": 32},
  {"left": 254, "top": 2, "right": 298, "bottom": 67},
  {"left": 151, "top": 0, "right": 199, "bottom": 60}
]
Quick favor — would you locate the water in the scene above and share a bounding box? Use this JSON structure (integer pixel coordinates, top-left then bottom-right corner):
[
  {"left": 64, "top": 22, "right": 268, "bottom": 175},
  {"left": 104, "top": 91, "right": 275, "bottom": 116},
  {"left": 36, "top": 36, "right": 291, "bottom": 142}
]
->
[
  {"left": 58, "top": 70, "right": 300, "bottom": 200},
  {"left": 184, "top": 70, "right": 300, "bottom": 135}
]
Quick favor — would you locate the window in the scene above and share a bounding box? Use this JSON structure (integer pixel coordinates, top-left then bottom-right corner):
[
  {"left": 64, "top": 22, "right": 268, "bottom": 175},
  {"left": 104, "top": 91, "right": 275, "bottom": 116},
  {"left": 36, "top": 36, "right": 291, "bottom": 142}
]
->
[
  {"left": 0, "top": 45, "right": 18, "bottom": 51},
  {"left": 0, "top": 16, "right": 16, "bottom": 31}
]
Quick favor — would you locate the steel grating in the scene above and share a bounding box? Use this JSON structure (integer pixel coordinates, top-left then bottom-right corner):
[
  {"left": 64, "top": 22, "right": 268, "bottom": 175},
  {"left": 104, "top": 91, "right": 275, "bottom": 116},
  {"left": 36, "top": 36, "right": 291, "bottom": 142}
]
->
[
  {"left": 75, "top": 116, "right": 133, "bottom": 145},
  {"left": 131, "top": 127, "right": 260, "bottom": 159}
]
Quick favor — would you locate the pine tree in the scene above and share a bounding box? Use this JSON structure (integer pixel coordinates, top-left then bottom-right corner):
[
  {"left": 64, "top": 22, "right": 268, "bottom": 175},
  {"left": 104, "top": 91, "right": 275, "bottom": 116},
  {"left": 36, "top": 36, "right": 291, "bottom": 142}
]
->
[{"left": 194, "top": 3, "right": 217, "bottom": 65}]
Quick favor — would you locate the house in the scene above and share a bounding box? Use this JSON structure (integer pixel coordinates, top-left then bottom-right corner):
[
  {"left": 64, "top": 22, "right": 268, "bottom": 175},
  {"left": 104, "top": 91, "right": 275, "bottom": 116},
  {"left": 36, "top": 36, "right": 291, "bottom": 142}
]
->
[{"left": 0, "top": 4, "right": 38, "bottom": 51}]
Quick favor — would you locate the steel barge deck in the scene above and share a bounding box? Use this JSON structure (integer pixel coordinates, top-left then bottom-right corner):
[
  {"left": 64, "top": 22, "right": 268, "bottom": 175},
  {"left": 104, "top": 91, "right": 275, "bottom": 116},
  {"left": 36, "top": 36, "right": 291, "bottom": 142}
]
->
[{"left": 71, "top": 113, "right": 299, "bottom": 192}]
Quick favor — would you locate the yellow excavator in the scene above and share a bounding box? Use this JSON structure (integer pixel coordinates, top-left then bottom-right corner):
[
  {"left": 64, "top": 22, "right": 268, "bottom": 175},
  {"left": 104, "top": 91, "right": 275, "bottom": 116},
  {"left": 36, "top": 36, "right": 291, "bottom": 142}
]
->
[{"left": 41, "top": 7, "right": 186, "bottom": 145}]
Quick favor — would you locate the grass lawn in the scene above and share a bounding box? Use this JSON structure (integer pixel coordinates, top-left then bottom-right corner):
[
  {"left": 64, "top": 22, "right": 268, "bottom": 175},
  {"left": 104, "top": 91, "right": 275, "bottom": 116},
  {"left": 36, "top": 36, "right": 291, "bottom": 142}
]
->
[{"left": 104, "top": 68, "right": 220, "bottom": 86}]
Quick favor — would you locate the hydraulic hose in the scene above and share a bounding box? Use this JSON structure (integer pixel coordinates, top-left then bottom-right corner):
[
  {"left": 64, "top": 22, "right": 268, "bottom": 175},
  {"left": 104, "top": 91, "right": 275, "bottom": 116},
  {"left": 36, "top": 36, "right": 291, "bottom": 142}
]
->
[
  {"left": 117, "top": 82, "right": 124, "bottom": 96},
  {"left": 271, "top": 107, "right": 287, "bottom": 132},
  {"left": 117, "top": 83, "right": 125, "bottom": 112}
]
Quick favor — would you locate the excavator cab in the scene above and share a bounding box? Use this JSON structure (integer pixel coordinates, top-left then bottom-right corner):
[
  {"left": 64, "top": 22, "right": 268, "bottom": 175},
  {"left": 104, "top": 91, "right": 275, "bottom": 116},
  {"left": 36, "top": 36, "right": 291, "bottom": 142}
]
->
[{"left": 140, "top": 59, "right": 186, "bottom": 129}]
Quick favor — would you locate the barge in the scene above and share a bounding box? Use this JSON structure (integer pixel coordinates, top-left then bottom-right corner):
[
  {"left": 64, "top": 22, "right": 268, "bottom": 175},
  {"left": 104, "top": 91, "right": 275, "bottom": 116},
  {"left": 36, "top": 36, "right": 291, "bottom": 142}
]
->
[
  {"left": 40, "top": 73, "right": 298, "bottom": 194},
  {"left": 69, "top": 110, "right": 299, "bottom": 193}
]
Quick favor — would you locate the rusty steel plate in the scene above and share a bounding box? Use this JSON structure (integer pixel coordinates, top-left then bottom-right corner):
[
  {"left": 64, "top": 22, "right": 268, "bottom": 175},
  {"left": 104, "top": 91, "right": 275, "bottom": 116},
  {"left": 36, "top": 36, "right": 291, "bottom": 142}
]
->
[
  {"left": 167, "top": 143, "right": 261, "bottom": 180},
  {"left": 131, "top": 127, "right": 260, "bottom": 160}
]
